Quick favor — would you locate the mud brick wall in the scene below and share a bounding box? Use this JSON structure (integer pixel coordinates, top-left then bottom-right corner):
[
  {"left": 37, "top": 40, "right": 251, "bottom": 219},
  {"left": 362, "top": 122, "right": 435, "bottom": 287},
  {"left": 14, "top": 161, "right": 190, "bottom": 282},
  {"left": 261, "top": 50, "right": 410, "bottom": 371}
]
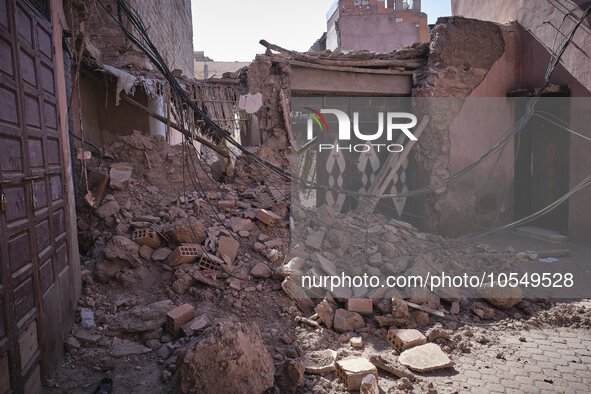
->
[{"left": 86, "top": 0, "right": 193, "bottom": 77}]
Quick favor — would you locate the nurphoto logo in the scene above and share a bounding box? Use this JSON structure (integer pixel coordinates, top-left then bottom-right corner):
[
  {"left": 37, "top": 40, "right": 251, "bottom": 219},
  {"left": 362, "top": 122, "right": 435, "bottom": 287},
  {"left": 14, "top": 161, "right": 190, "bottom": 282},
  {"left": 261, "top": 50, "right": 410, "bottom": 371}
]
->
[{"left": 303, "top": 108, "right": 418, "bottom": 152}]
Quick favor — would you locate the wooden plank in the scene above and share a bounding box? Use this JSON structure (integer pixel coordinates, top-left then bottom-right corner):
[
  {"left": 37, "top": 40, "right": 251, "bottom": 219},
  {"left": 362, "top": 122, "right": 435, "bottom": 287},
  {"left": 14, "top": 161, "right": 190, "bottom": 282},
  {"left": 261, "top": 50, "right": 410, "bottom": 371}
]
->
[
  {"left": 269, "top": 57, "right": 415, "bottom": 75},
  {"left": 259, "top": 39, "right": 423, "bottom": 69},
  {"left": 280, "top": 89, "right": 296, "bottom": 149}
]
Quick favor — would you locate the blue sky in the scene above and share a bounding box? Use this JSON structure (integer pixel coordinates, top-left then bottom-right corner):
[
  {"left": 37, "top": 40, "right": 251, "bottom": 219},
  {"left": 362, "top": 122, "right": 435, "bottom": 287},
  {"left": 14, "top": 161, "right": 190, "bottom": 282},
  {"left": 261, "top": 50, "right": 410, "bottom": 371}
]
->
[{"left": 192, "top": 0, "right": 451, "bottom": 62}]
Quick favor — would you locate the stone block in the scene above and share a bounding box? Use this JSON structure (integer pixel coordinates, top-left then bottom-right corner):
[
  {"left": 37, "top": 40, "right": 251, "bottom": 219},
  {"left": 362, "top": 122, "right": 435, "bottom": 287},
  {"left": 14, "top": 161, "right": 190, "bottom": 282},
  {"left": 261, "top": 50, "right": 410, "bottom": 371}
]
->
[
  {"left": 217, "top": 236, "right": 239, "bottom": 263},
  {"left": 398, "top": 343, "right": 453, "bottom": 372},
  {"left": 387, "top": 328, "right": 426, "bottom": 352},
  {"left": 336, "top": 358, "right": 378, "bottom": 391},
  {"left": 347, "top": 298, "right": 373, "bottom": 315},
  {"left": 166, "top": 304, "right": 195, "bottom": 335}
]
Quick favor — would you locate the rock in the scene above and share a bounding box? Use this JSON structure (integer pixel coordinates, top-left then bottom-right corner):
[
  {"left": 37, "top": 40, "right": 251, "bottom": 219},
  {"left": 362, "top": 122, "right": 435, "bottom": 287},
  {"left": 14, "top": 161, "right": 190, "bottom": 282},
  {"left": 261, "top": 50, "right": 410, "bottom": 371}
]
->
[
  {"left": 377, "top": 299, "right": 392, "bottom": 314},
  {"left": 350, "top": 337, "right": 363, "bottom": 348},
  {"left": 152, "top": 247, "right": 172, "bottom": 261},
  {"left": 306, "top": 231, "right": 325, "bottom": 249},
  {"left": 263, "top": 238, "right": 282, "bottom": 248},
  {"left": 265, "top": 249, "right": 279, "bottom": 262},
  {"left": 157, "top": 344, "right": 172, "bottom": 359},
  {"left": 230, "top": 217, "right": 254, "bottom": 233},
  {"left": 333, "top": 309, "right": 364, "bottom": 333},
  {"left": 256, "top": 209, "right": 281, "bottom": 225},
  {"left": 65, "top": 336, "right": 80, "bottom": 352},
  {"left": 450, "top": 301, "right": 460, "bottom": 315},
  {"left": 471, "top": 302, "right": 495, "bottom": 319},
  {"left": 369, "top": 353, "right": 414, "bottom": 380},
  {"left": 73, "top": 328, "right": 100, "bottom": 344},
  {"left": 392, "top": 298, "right": 410, "bottom": 318},
  {"left": 109, "top": 162, "right": 133, "bottom": 190},
  {"left": 80, "top": 308, "right": 95, "bottom": 329},
  {"left": 96, "top": 200, "right": 120, "bottom": 219},
  {"left": 315, "top": 299, "right": 336, "bottom": 329},
  {"left": 139, "top": 245, "right": 154, "bottom": 259},
  {"left": 347, "top": 299, "right": 373, "bottom": 315},
  {"left": 426, "top": 326, "right": 450, "bottom": 342},
  {"left": 375, "top": 315, "right": 395, "bottom": 327},
  {"left": 104, "top": 235, "right": 141, "bottom": 267},
  {"left": 316, "top": 254, "right": 337, "bottom": 276},
  {"left": 109, "top": 300, "right": 173, "bottom": 333},
  {"left": 399, "top": 343, "right": 453, "bottom": 372},
  {"left": 412, "top": 311, "right": 430, "bottom": 326},
  {"left": 172, "top": 270, "right": 194, "bottom": 294},
  {"left": 217, "top": 236, "right": 239, "bottom": 263},
  {"left": 360, "top": 373, "right": 379, "bottom": 394},
  {"left": 301, "top": 349, "right": 337, "bottom": 374},
  {"left": 251, "top": 263, "right": 271, "bottom": 279},
  {"left": 277, "top": 359, "right": 305, "bottom": 393},
  {"left": 168, "top": 218, "right": 207, "bottom": 244},
  {"left": 175, "top": 322, "right": 274, "bottom": 394},
  {"left": 477, "top": 284, "right": 523, "bottom": 309},
  {"left": 111, "top": 340, "right": 151, "bottom": 358}
]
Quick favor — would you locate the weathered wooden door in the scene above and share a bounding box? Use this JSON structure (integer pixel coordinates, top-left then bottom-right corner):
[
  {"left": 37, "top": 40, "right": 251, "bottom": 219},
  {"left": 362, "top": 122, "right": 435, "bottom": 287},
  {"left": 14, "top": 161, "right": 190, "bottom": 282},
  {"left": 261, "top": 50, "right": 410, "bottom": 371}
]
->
[{"left": 1, "top": 0, "right": 76, "bottom": 392}]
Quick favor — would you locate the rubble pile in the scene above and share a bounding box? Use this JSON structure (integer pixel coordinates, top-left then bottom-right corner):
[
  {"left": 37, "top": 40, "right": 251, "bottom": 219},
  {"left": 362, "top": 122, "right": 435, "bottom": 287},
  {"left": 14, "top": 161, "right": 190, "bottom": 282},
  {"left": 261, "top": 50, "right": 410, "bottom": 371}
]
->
[{"left": 54, "top": 132, "right": 590, "bottom": 393}]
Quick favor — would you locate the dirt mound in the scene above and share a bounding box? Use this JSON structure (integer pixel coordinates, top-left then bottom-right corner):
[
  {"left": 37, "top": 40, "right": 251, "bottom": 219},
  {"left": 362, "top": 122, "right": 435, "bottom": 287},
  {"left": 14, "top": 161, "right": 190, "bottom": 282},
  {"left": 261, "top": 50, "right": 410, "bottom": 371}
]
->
[{"left": 175, "top": 322, "right": 275, "bottom": 394}]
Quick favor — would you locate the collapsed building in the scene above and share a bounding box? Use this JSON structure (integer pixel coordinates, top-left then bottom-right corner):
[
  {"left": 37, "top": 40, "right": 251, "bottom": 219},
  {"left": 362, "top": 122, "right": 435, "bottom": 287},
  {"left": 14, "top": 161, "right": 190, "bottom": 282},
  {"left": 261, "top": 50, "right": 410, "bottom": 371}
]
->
[{"left": 0, "top": 0, "right": 590, "bottom": 393}]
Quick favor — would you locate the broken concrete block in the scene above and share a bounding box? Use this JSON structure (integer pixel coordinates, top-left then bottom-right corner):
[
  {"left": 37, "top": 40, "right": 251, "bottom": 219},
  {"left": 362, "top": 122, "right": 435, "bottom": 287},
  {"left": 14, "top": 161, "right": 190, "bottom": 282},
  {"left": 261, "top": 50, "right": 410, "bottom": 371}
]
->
[
  {"left": 347, "top": 298, "right": 373, "bottom": 315},
  {"left": 335, "top": 358, "right": 378, "bottom": 391},
  {"left": 360, "top": 373, "right": 379, "bottom": 394},
  {"left": 398, "top": 343, "right": 453, "bottom": 372},
  {"left": 111, "top": 340, "right": 151, "bottom": 358},
  {"left": 217, "top": 236, "right": 239, "bottom": 263},
  {"left": 109, "top": 162, "right": 133, "bottom": 190},
  {"left": 131, "top": 228, "right": 161, "bottom": 249},
  {"left": 251, "top": 262, "right": 272, "bottom": 278},
  {"left": 175, "top": 322, "right": 274, "bottom": 394},
  {"left": 166, "top": 304, "right": 195, "bottom": 336},
  {"left": 350, "top": 336, "right": 363, "bottom": 348},
  {"left": 197, "top": 253, "right": 224, "bottom": 271},
  {"left": 314, "top": 299, "right": 336, "bottom": 329},
  {"left": 256, "top": 208, "right": 281, "bottom": 225},
  {"left": 333, "top": 309, "right": 364, "bottom": 333},
  {"left": 387, "top": 328, "right": 427, "bottom": 353},
  {"left": 301, "top": 349, "right": 337, "bottom": 375},
  {"left": 167, "top": 244, "right": 201, "bottom": 266},
  {"left": 369, "top": 353, "right": 414, "bottom": 380}
]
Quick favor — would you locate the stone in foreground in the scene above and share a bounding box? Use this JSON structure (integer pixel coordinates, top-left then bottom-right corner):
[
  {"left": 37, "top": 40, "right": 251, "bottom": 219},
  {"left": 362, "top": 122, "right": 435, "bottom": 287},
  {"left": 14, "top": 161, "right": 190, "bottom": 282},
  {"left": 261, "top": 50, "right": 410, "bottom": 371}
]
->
[
  {"left": 175, "top": 322, "right": 274, "bottom": 393},
  {"left": 336, "top": 357, "right": 378, "bottom": 391},
  {"left": 398, "top": 343, "right": 453, "bottom": 372},
  {"left": 387, "top": 328, "right": 426, "bottom": 352},
  {"left": 301, "top": 349, "right": 337, "bottom": 374}
]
